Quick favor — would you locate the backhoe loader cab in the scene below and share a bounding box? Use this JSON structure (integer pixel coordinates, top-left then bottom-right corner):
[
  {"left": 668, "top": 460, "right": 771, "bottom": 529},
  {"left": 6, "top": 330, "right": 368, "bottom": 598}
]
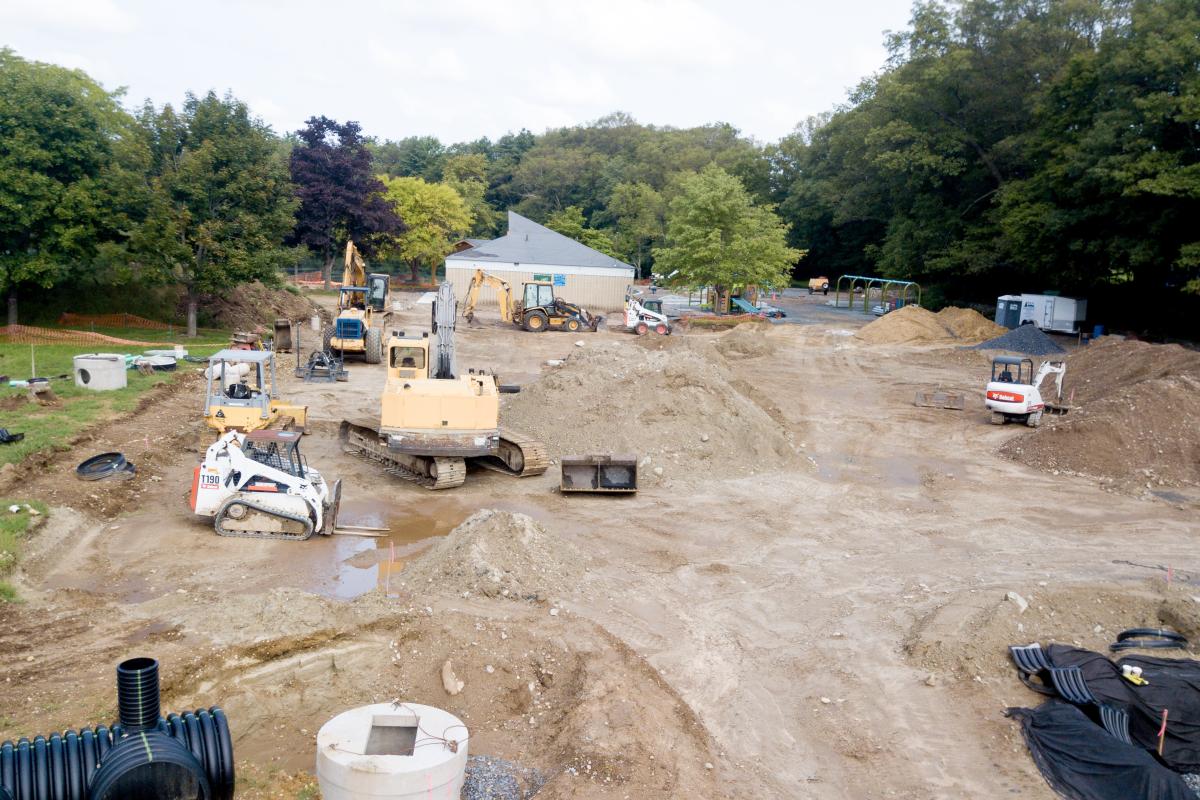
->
[{"left": 203, "top": 350, "right": 308, "bottom": 435}]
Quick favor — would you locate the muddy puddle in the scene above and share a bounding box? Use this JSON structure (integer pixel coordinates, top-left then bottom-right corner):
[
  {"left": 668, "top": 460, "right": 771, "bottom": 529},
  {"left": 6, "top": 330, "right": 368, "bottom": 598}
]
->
[{"left": 315, "top": 493, "right": 548, "bottom": 599}]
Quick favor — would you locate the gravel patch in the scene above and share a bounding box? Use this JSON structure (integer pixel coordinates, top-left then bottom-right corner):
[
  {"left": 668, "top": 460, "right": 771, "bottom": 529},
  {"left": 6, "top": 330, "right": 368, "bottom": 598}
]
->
[
  {"left": 968, "top": 324, "right": 1066, "bottom": 355},
  {"left": 462, "top": 755, "right": 545, "bottom": 800}
]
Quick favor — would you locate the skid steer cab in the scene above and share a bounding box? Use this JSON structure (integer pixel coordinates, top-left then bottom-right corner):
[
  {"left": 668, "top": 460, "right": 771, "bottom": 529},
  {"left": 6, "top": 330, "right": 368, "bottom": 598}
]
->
[
  {"left": 984, "top": 355, "right": 1067, "bottom": 427},
  {"left": 191, "top": 430, "right": 341, "bottom": 541},
  {"left": 203, "top": 350, "right": 308, "bottom": 436}
]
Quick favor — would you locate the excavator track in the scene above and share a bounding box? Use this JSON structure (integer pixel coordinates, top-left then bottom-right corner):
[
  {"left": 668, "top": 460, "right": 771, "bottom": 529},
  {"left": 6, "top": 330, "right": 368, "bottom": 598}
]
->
[
  {"left": 476, "top": 428, "right": 550, "bottom": 478},
  {"left": 339, "top": 419, "right": 467, "bottom": 490},
  {"left": 214, "top": 495, "right": 315, "bottom": 541}
]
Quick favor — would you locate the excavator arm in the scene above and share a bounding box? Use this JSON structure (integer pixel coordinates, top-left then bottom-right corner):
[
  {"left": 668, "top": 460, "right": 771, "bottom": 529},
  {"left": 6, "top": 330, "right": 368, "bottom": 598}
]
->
[
  {"left": 463, "top": 268, "right": 513, "bottom": 323},
  {"left": 1033, "top": 360, "right": 1067, "bottom": 401}
]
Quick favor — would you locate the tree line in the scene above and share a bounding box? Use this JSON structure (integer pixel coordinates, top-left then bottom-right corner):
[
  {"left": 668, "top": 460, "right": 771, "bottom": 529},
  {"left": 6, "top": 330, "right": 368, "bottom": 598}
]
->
[{"left": 2, "top": 0, "right": 1196, "bottom": 335}]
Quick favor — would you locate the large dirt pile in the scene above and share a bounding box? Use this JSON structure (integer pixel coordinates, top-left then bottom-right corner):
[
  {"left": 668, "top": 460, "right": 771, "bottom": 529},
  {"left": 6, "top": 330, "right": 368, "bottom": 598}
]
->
[
  {"left": 856, "top": 306, "right": 955, "bottom": 345},
  {"left": 502, "top": 342, "right": 795, "bottom": 477},
  {"left": 402, "top": 510, "right": 585, "bottom": 601},
  {"left": 1000, "top": 339, "right": 1200, "bottom": 489},
  {"left": 935, "top": 307, "right": 1007, "bottom": 342},
  {"left": 712, "top": 321, "right": 777, "bottom": 358},
  {"left": 857, "top": 305, "right": 1013, "bottom": 346},
  {"left": 195, "top": 281, "right": 325, "bottom": 330}
]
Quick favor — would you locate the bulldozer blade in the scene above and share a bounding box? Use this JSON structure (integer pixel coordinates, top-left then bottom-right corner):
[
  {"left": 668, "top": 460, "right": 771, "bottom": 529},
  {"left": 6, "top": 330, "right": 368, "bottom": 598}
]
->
[
  {"left": 561, "top": 454, "right": 638, "bottom": 494},
  {"left": 914, "top": 390, "right": 965, "bottom": 410}
]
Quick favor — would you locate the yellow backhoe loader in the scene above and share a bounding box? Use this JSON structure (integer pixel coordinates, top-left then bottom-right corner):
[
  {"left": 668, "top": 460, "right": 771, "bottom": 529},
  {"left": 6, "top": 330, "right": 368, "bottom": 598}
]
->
[
  {"left": 340, "top": 281, "right": 548, "bottom": 489},
  {"left": 324, "top": 241, "right": 391, "bottom": 363},
  {"left": 461, "top": 268, "right": 602, "bottom": 332}
]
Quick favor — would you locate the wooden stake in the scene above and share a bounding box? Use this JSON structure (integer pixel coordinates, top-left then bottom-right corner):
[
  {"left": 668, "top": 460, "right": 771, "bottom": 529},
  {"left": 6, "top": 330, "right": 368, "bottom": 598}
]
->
[
  {"left": 336, "top": 524, "right": 391, "bottom": 532},
  {"left": 1158, "top": 709, "right": 1169, "bottom": 756},
  {"left": 331, "top": 529, "right": 386, "bottom": 538}
]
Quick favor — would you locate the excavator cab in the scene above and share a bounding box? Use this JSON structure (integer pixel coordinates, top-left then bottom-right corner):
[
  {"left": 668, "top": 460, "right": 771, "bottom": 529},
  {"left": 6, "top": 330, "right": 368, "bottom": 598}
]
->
[{"left": 990, "top": 356, "right": 1033, "bottom": 385}]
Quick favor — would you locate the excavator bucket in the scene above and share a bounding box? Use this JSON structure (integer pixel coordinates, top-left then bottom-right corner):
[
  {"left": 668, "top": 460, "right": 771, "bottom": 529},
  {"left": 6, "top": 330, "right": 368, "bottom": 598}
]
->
[
  {"left": 914, "top": 389, "right": 965, "bottom": 410},
  {"left": 561, "top": 454, "right": 638, "bottom": 494}
]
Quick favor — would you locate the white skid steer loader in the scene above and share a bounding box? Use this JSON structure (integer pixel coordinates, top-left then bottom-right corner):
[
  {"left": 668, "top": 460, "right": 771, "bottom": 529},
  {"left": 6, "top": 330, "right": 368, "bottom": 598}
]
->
[{"left": 190, "top": 429, "right": 341, "bottom": 541}]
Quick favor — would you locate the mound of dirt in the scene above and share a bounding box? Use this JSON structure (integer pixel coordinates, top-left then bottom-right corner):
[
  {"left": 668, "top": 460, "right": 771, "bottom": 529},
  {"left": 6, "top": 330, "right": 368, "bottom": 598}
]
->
[
  {"left": 905, "top": 583, "right": 1200, "bottom": 683},
  {"left": 502, "top": 342, "right": 796, "bottom": 478},
  {"left": 1000, "top": 339, "right": 1200, "bottom": 489},
  {"left": 969, "top": 324, "right": 1065, "bottom": 355},
  {"left": 401, "top": 510, "right": 585, "bottom": 602},
  {"left": 195, "top": 281, "right": 325, "bottom": 331},
  {"left": 712, "top": 322, "right": 777, "bottom": 358},
  {"left": 935, "top": 307, "right": 1007, "bottom": 343},
  {"left": 855, "top": 306, "right": 956, "bottom": 345}
]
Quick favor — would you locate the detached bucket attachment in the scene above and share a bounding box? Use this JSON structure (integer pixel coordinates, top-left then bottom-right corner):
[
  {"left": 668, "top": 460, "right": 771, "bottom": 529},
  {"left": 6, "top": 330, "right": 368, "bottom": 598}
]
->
[
  {"left": 561, "top": 454, "right": 638, "bottom": 494},
  {"left": 914, "top": 389, "right": 965, "bottom": 410}
]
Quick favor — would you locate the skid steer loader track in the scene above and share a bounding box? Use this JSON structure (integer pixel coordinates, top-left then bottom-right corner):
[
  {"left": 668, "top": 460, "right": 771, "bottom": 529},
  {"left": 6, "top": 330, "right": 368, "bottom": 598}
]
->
[
  {"left": 339, "top": 419, "right": 467, "bottom": 490},
  {"left": 476, "top": 428, "right": 551, "bottom": 478},
  {"left": 214, "top": 496, "right": 315, "bottom": 541}
]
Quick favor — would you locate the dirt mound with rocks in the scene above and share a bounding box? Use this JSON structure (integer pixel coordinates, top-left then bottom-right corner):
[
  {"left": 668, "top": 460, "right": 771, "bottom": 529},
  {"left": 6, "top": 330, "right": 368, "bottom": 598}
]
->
[
  {"left": 502, "top": 342, "right": 796, "bottom": 479},
  {"left": 969, "top": 324, "right": 1065, "bottom": 355},
  {"left": 712, "top": 321, "right": 778, "bottom": 359},
  {"left": 935, "top": 307, "right": 1007, "bottom": 342},
  {"left": 856, "top": 306, "right": 956, "bottom": 345},
  {"left": 1000, "top": 339, "right": 1200, "bottom": 490},
  {"left": 195, "top": 281, "right": 326, "bottom": 331},
  {"left": 402, "top": 510, "right": 585, "bottom": 602}
]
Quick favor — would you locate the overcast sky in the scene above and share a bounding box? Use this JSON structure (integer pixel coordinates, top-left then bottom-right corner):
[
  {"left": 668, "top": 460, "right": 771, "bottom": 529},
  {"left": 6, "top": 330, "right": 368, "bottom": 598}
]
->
[{"left": 3, "top": 0, "right": 915, "bottom": 145}]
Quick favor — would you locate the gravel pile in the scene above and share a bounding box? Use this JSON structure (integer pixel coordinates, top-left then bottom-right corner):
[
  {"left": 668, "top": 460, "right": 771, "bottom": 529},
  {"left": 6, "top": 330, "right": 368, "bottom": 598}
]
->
[
  {"left": 968, "top": 324, "right": 1066, "bottom": 355},
  {"left": 462, "top": 755, "right": 545, "bottom": 800}
]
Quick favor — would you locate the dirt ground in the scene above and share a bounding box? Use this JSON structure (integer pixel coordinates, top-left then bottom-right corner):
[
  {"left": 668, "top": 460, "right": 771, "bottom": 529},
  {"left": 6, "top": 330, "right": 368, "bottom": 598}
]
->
[{"left": 1, "top": 290, "right": 1197, "bottom": 798}]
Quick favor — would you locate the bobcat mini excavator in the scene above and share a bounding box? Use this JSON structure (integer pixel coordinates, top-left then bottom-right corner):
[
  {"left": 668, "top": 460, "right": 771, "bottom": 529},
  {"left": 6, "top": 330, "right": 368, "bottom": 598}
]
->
[{"left": 339, "top": 281, "right": 549, "bottom": 489}]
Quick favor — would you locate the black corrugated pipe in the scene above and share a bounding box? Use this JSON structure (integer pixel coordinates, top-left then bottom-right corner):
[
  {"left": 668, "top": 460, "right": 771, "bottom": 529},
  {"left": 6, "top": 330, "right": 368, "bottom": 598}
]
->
[
  {"left": 0, "top": 658, "right": 234, "bottom": 800},
  {"left": 116, "top": 657, "right": 160, "bottom": 732}
]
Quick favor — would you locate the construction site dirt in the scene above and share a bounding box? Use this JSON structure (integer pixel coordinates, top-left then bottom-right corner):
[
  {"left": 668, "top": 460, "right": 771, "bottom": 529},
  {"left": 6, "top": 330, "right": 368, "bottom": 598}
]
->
[{"left": 1, "top": 290, "right": 1197, "bottom": 799}]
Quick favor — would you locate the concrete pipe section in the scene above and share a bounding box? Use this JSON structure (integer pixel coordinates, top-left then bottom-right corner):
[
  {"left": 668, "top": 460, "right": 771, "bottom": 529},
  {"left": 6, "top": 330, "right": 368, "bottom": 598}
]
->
[{"left": 316, "top": 703, "right": 468, "bottom": 799}]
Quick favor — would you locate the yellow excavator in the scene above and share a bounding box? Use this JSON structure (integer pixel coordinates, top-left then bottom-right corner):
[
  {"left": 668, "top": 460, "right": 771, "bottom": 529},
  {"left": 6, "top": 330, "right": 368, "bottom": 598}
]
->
[
  {"left": 339, "top": 281, "right": 548, "bottom": 489},
  {"left": 461, "top": 268, "right": 602, "bottom": 332},
  {"left": 324, "top": 241, "right": 391, "bottom": 363}
]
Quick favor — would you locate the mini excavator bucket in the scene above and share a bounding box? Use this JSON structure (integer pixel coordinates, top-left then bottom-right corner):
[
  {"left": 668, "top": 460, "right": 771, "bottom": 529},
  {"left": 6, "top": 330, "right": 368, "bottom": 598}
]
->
[
  {"left": 914, "top": 389, "right": 965, "bottom": 410},
  {"left": 560, "top": 454, "right": 638, "bottom": 494}
]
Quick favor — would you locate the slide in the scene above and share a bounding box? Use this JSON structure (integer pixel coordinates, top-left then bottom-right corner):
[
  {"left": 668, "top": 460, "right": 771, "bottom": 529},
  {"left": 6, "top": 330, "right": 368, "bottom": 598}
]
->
[{"left": 731, "top": 296, "right": 760, "bottom": 314}]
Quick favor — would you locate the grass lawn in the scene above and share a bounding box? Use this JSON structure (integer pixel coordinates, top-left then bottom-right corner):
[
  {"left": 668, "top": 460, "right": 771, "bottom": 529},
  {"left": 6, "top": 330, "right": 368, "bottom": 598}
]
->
[
  {"left": 0, "top": 328, "right": 228, "bottom": 467},
  {"left": 0, "top": 500, "right": 49, "bottom": 600}
]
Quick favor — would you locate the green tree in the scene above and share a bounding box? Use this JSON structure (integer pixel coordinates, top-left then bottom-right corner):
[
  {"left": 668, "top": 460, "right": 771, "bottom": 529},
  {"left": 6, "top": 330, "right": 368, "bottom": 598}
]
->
[
  {"left": 605, "top": 181, "right": 665, "bottom": 277},
  {"left": 443, "top": 154, "right": 501, "bottom": 237},
  {"left": 378, "top": 176, "right": 473, "bottom": 283},
  {"left": 134, "top": 91, "right": 298, "bottom": 336},
  {"left": 0, "top": 49, "right": 148, "bottom": 323},
  {"left": 543, "top": 206, "right": 619, "bottom": 258},
  {"left": 653, "top": 165, "right": 800, "bottom": 294}
]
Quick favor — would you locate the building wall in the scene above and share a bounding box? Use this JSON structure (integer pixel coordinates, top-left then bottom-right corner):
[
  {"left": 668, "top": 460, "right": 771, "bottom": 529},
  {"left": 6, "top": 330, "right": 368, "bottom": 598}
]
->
[{"left": 445, "top": 260, "right": 635, "bottom": 312}]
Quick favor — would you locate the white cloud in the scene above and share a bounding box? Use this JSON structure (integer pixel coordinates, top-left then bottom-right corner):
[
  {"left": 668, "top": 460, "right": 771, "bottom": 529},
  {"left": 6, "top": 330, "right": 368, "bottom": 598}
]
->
[
  {"left": 1, "top": 0, "right": 915, "bottom": 144},
  {"left": 0, "top": 0, "right": 137, "bottom": 34}
]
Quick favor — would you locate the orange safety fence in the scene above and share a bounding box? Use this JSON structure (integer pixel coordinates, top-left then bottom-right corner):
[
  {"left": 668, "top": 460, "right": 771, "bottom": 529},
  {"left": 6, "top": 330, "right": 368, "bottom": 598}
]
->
[
  {"left": 0, "top": 325, "right": 166, "bottom": 346},
  {"left": 57, "top": 312, "right": 174, "bottom": 330}
]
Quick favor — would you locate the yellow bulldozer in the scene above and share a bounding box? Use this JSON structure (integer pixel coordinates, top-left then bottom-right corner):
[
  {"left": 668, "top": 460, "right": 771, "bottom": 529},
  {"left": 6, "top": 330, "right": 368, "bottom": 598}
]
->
[
  {"left": 340, "top": 281, "right": 548, "bottom": 489},
  {"left": 461, "top": 268, "right": 602, "bottom": 332},
  {"left": 324, "top": 241, "right": 391, "bottom": 363}
]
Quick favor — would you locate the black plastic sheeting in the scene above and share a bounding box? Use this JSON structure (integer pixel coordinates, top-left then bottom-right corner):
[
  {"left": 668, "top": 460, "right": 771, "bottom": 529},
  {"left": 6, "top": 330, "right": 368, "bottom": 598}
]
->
[
  {"left": 1026, "top": 644, "right": 1200, "bottom": 773},
  {"left": 1008, "top": 702, "right": 1192, "bottom": 800}
]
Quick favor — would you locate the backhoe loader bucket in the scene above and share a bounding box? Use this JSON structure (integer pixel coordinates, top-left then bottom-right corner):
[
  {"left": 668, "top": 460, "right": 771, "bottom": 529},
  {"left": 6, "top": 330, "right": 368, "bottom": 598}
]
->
[
  {"left": 561, "top": 454, "right": 638, "bottom": 494},
  {"left": 914, "top": 389, "right": 965, "bottom": 410}
]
